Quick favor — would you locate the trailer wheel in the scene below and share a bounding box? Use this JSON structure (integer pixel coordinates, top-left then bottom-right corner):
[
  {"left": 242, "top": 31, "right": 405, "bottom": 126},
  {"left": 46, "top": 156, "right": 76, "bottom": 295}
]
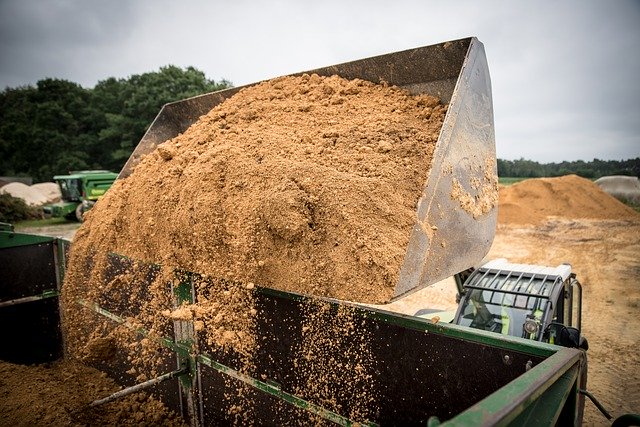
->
[{"left": 75, "top": 204, "right": 85, "bottom": 222}]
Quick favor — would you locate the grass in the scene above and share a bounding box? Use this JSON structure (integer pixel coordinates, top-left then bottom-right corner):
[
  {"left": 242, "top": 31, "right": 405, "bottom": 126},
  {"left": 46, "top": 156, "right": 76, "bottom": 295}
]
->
[
  {"left": 622, "top": 200, "right": 640, "bottom": 213},
  {"left": 498, "top": 177, "right": 529, "bottom": 186},
  {"left": 14, "top": 217, "right": 77, "bottom": 229}
]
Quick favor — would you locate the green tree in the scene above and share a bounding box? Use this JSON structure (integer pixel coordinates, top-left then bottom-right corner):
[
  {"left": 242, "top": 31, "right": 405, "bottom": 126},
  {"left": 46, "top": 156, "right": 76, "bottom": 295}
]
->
[
  {"left": 0, "top": 79, "right": 94, "bottom": 181},
  {"left": 0, "top": 66, "right": 231, "bottom": 182},
  {"left": 95, "top": 66, "right": 230, "bottom": 170}
]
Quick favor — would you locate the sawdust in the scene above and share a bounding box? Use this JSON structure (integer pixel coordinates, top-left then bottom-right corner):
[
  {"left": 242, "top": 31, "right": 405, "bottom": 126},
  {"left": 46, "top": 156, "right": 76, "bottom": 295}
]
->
[
  {"left": 498, "top": 175, "right": 640, "bottom": 225},
  {"left": 0, "top": 359, "right": 185, "bottom": 426}
]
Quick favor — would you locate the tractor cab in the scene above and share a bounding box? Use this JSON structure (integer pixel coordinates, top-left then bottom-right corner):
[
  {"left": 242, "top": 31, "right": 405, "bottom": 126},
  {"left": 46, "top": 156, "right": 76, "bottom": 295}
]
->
[
  {"left": 45, "top": 170, "right": 117, "bottom": 221},
  {"left": 452, "top": 259, "right": 588, "bottom": 349},
  {"left": 56, "top": 176, "right": 83, "bottom": 202}
]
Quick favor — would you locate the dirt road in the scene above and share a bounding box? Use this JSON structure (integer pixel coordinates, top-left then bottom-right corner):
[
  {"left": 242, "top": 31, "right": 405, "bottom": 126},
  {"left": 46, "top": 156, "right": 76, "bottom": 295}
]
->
[{"left": 16, "top": 222, "right": 80, "bottom": 240}]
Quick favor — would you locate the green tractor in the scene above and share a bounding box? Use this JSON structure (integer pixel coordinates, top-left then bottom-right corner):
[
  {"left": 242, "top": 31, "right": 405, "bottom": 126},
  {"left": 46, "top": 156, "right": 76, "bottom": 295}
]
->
[{"left": 44, "top": 170, "right": 117, "bottom": 222}]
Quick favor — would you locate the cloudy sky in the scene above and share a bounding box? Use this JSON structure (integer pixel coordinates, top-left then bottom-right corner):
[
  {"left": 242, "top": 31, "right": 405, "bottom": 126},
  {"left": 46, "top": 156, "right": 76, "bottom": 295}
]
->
[{"left": 1, "top": 0, "right": 638, "bottom": 162}]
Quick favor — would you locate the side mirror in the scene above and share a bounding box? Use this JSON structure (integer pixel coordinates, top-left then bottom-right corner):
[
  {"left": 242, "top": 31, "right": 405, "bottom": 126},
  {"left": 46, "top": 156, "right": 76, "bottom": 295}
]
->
[
  {"left": 545, "top": 323, "right": 587, "bottom": 349},
  {"left": 558, "top": 326, "right": 580, "bottom": 348},
  {"left": 579, "top": 335, "right": 589, "bottom": 351}
]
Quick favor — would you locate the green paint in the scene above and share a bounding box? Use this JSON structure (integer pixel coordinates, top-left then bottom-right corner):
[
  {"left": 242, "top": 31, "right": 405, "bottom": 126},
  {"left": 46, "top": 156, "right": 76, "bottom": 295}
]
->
[
  {"left": 0, "top": 230, "right": 55, "bottom": 249},
  {"left": 508, "top": 365, "right": 579, "bottom": 426},
  {"left": 173, "top": 271, "right": 194, "bottom": 305},
  {"left": 443, "top": 349, "right": 583, "bottom": 426},
  {"left": 80, "top": 298, "right": 377, "bottom": 426},
  {"left": 259, "top": 285, "right": 557, "bottom": 359},
  {"left": 76, "top": 257, "right": 584, "bottom": 426},
  {"left": 0, "top": 288, "right": 60, "bottom": 308}
]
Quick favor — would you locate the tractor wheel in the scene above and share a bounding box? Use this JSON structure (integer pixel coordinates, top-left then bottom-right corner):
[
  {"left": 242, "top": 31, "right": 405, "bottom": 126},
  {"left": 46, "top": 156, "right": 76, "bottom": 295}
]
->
[{"left": 75, "top": 204, "right": 85, "bottom": 222}]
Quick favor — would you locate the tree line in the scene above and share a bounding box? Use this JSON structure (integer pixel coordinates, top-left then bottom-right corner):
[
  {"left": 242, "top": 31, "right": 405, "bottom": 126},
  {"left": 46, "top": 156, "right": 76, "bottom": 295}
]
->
[
  {"left": 1, "top": 68, "right": 637, "bottom": 182},
  {"left": 497, "top": 158, "right": 639, "bottom": 179},
  {"left": 0, "top": 66, "right": 230, "bottom": 182}
]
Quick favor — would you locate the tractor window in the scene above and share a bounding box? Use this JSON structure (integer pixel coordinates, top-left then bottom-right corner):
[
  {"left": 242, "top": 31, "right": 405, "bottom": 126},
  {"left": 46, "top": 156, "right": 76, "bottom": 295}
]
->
[
  {"left": 458, "top": 289, "right": 544, "bottom": 339},
  {"left": 58, "top": 179, "right": 82, "bottom": 201}
]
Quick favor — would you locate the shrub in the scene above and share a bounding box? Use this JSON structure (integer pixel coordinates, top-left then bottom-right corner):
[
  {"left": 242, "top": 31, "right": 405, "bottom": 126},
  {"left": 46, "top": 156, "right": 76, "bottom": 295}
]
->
[{"left": 0, "top": 193, "right": 40, "bottom": 223}]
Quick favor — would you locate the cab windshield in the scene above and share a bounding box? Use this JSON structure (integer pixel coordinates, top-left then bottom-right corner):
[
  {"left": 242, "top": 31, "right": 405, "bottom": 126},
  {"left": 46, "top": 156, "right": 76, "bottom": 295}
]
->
[
  {"left": 458, "top": 288, "right": 546, "bottom": 339},
  {"left": 58, "top": 178, "right": 82, "bottom": 201}
]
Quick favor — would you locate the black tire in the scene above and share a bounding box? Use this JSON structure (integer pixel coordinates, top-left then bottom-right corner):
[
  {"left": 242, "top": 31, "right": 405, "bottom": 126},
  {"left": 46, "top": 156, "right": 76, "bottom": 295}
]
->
[{"left": 75, "top": 203, "right": 84, "bottom": 222}]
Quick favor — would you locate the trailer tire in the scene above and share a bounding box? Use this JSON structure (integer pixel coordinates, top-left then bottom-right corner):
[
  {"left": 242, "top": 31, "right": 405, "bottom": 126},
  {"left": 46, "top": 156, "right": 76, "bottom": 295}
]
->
[{"left": 75, "top": 204, "right": 85, "bottom": 222}]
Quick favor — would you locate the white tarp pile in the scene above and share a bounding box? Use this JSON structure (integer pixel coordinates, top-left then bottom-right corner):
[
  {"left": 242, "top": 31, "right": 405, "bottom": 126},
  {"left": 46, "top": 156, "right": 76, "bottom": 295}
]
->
[
  {"left": 594, "top": 175, "right": 640, "bottom": 205},
  {"left": 0, "top": 182, "right": 61, "bottom": 206}
]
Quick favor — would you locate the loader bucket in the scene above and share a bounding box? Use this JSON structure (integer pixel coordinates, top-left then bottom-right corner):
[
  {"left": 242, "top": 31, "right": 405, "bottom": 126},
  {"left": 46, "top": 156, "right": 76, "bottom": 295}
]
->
[{"left": 119, "top": 37, "right": 496, "bottom": 300}]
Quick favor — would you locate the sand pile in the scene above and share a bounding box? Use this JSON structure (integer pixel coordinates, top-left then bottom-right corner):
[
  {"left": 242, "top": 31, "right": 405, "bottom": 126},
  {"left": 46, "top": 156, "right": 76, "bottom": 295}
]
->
[
  {"left": 68, "top": 73, "right": 446, "bottom": 305},
  {"left": 61, "top": 73, "right": 446, "bottom": 424},
  {"left": 31, "top": 182, "right": 62, "bottom": 203},
  {"left": 498, "top": 175, "right": 640, "bottom": 225},
  {"left": 0, "top": 360, "right": 185, "bottom": 426}
]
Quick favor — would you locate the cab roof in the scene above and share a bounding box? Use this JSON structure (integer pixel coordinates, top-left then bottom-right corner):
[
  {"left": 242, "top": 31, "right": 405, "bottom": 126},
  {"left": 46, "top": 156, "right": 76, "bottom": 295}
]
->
[
  {"left": 464, "top": 258, "right": 572, "bottom": 300},
  {"left": 53, "top": 171, "right": 117, "bottom": 180}
]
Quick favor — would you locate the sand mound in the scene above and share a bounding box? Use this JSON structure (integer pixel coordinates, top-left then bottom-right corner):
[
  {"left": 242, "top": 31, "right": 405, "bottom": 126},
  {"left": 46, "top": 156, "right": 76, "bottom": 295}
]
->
[
  {"left": 68, "top": 74, "right": 446, "bottom": 305},
  {"left": 498, "top": 175, "right": 640, "bottom": 225},
  {"left": 31, "top": 182, "right": 62, "bottom": 203},
  {"left": 61, "top": 74, "right": 447, "bottom": 422},
  {"left": 0, "top": 182, "right": 49, "bottom": 206},
  {"left": 595, "top": 175, "right": 640, "bottom": 205}
]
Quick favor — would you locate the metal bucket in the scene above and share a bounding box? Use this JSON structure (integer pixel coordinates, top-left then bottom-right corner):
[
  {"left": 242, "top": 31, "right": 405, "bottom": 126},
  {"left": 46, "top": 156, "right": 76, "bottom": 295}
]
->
[{"left": 119, "top": 36, "right": 496, "bottom": 300}]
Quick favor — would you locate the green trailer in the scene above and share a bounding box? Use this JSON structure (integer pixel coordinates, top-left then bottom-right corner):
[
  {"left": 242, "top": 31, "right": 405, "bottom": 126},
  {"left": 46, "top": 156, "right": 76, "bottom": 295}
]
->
[
  {"left": 44, "top": 170, "right": 117, "bottom": 221},
  {"left": 1, "top": 228, "right": 590, "bottom": 426}
]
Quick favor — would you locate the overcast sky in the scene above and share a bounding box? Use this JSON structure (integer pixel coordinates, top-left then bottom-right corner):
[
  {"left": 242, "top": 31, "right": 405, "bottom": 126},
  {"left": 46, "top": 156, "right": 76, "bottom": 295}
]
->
[{"left": 1, "top": 0, "right": 638, "bottom": 162}]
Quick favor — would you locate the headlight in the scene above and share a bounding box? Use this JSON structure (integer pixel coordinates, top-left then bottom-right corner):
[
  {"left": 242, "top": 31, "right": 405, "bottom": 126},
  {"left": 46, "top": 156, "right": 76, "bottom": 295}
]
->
[{"left": 524, "top": 319, "right": 538, "bottom": 334}]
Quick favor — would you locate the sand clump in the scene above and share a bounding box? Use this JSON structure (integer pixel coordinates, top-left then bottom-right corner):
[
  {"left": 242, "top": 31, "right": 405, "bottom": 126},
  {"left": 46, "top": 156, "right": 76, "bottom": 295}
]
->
[{"left": 498, "top": 174, "right": 640, "bottom": 226}]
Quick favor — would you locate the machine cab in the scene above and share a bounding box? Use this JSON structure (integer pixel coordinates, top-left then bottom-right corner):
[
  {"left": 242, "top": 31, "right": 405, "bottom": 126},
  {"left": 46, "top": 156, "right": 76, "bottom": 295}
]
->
[
  {"left": 453, "top": 259, "right": 585, "bottom": 348},
  {"left": 55, "top": 176, "right": 83, "bottom": 202}
]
